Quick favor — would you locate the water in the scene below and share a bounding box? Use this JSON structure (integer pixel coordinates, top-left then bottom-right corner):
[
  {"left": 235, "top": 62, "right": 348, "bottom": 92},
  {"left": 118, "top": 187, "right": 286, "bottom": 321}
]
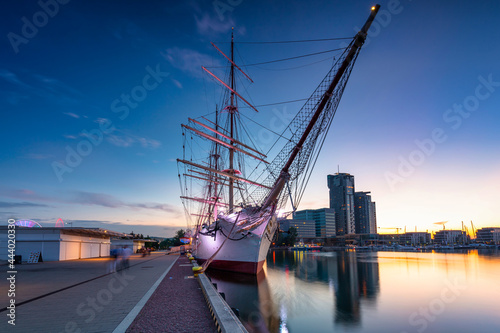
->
[{"left": 206, "top": 249, "right": 500, "bottom": 333}]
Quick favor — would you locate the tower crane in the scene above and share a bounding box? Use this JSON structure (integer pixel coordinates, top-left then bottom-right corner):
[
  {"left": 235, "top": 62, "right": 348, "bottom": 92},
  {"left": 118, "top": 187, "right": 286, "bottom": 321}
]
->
[{"left": 378, "top": 227, "right": 402, "bottom": 234}]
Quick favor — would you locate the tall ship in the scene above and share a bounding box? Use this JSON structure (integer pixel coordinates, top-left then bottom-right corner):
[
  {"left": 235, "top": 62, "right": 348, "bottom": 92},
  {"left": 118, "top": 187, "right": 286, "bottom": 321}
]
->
[{"left": 177, "top": 5, "right": 380, "bottom": 274}]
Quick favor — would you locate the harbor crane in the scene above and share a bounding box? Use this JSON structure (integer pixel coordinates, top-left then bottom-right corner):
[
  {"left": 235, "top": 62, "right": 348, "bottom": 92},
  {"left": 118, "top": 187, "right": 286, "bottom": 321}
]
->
[{"left": 378, "top": 227, "right": 402, "bottom": 234}]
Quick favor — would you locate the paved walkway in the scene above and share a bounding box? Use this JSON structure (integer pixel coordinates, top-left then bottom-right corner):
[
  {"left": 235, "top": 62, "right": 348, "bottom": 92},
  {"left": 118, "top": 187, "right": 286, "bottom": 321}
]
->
[
  {"left": 0, "top": 252, "right": 182, "bottom": 332},
  {"left": 126, "top": 255, "right": 218, "bottom": 333}
]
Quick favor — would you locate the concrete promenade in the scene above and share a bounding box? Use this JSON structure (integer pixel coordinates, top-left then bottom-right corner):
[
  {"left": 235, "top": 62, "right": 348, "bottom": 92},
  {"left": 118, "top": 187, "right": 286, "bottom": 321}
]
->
[
  {"left": 0, "top": 252, "right": 217, "bottom": 332},
  {"left": 125, "top": 255, "right": 218, "bottom": 333}
]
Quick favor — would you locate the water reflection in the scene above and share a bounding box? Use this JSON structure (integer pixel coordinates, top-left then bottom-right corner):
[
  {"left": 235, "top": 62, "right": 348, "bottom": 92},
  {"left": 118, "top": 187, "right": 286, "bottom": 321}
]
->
[
  {"left": 206, "top": 249, "right": 500, "bottom": 333},
  {"left": 206, "top": 268, "right": 280, "bottom": 332},
  {"left": 334, "top": 252, "right": 380, "bottom": 325},
  {"left": 207, "top": 250, "right": 381, "bottom": 332}
]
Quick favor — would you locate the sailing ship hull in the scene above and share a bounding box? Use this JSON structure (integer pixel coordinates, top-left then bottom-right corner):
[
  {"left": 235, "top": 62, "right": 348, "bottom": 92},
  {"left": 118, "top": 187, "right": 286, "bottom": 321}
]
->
[{"left": 194, "top": 212, "right": 277, "bottom": 274}]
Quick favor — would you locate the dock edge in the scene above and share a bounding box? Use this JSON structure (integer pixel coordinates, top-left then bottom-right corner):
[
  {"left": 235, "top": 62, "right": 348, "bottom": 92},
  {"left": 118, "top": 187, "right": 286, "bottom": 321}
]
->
[{"left": 192, "top": 259, "right": 249, "bottom": 333}]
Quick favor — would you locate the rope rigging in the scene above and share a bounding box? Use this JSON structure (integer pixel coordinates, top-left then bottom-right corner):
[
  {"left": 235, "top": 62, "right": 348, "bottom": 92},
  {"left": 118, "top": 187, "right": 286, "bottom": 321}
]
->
[
  {"left": 215, "top": 36, "right": 352, "bottom": 44},
  {"left": 205, "top": 47, "right": 348, "bottom": 69}
]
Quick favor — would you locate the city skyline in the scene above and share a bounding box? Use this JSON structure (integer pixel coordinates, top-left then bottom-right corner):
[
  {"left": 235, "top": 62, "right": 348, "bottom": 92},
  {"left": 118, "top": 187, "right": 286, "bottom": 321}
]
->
[{"left": 1, "top": 1, "right": 500, "bottom": 237}]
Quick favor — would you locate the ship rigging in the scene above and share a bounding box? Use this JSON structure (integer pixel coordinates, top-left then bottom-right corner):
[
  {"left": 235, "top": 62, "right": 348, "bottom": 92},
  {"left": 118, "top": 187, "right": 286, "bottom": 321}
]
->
[{"left": 177, "top": 5, "right": 381, "bottom": 274}]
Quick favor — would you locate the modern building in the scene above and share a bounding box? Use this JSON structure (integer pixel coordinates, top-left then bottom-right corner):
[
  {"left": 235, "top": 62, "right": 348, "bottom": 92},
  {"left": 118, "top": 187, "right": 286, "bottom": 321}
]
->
[
  {"left": 354, "top": 191, "right": 377, "bottom": 234},
  {"left": 293, "top": 208, "right": 336, "bottom": 237},
  {"left": 280, "top": 219, "right": 316, "bottom": 238},
  {"left": 400, "top": 232, "right": 432, "bottom": 246},
  {"left": 370, "top": 201, "right": 377, "bottom": 234},
  {"left": 328, "top": 173, "right": 355, "bottom": 235},
  {"left": 475, "top": 227, "right": 500, "bottom": 244},
  {"left": 433, "top": 230, "right": 468, "bottom": 245}
]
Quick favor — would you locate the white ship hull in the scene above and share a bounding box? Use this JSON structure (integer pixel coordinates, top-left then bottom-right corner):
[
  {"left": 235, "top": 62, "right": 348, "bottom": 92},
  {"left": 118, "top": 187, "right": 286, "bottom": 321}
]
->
[{"left": 194, "top": 208, "right": 278, "bottom": 274}]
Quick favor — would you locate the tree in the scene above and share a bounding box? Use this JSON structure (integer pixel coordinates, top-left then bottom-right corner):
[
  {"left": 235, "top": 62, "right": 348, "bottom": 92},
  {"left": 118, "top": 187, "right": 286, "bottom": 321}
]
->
[
  {"left": 286, "top": 227, "right": 298, "bottom": 247},
  {"left": 276, "top": 227, "right": 298, "bottom": 247},
  {"left": 173, "top": 229, "right": 186, "bottom": 246},
  {"left": 159, "top": 238, "right": 176, "bottom": 249}
]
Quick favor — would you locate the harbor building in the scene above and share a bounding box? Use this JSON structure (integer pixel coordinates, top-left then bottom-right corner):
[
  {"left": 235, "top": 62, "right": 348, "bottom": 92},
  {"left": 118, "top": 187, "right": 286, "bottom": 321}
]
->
[
  {"left": 354, "top": 191, "right": 377, "bottom": 234},
  {"left": 433, "top": 230, "right": 468, "bottom": 245},
  {"left": 475, "top": 227, "right": 500, "bottom": 244},
  {"left": 328, "top": 173, "right": 355, "bottom": 235},
  {"left": 293, "top": 208, "right": 336, "bottom": 237},
  {"left": 0, "top": 226, "right": 112, "bottom": 262},
  {"left": 400, "top": 232, "right": 432, "bottom": 246},
  {"left": 280, "top": 219, "right": 316, "bottom": 238}
]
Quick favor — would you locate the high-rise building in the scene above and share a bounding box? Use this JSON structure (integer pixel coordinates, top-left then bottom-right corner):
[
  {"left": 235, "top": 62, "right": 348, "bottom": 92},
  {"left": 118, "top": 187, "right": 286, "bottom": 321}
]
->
[
  {"left": 354, "top": 192, "right": 377, "bottom": 234},
  {"left": 293, "top": 208, "right": 336, "bottom": 237},
  {"left": 328, "top": 173, "right": 355, "bottom": 235},
  {"left": 370, "top": 201, "right": 377, "bottom": 234}
]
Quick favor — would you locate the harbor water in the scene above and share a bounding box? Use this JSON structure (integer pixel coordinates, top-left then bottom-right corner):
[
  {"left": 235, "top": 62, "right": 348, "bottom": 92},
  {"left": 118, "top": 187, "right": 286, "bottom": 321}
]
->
[{"left": 206, "top": 249, "right": 500, "bottom": 333}]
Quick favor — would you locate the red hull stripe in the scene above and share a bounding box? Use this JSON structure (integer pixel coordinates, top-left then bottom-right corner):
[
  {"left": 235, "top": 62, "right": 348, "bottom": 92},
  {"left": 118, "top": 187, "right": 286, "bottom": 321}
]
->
[{"left": 197, "top": 259, "right": 265, "bottom": 274}]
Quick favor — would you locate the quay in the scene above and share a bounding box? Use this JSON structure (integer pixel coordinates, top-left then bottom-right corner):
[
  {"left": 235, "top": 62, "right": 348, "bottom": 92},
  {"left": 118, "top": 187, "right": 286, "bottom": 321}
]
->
[{"left": 0, "top": 251, "right": 247, "bottom": 332}]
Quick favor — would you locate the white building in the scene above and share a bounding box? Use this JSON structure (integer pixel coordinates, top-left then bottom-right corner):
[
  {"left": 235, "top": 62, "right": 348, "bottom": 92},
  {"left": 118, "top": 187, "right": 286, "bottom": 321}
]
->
[
  {"left": 433, "top": 230, "right": 467, "bottom": 245},
  {"left": 475, "top": 227, "right": 500, "bottom": 244},
  {"left": 0, "top": 227, "right": 113, "bottom": 262}
]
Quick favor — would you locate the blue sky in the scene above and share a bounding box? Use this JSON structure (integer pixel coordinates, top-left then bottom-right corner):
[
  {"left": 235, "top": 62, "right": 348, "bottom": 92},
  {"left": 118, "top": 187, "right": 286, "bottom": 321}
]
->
[{"left": 1, "top": 0, "right": 499, "bottom": 237}]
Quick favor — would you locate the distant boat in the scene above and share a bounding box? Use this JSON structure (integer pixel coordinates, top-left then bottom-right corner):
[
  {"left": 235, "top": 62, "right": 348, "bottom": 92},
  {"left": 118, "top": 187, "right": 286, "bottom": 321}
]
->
[
  {"left": 290, "top": 243, "right": 323, "bottom": 251},
  {"left": 177, "top": 6, "right": 381, "bottom": 274}
]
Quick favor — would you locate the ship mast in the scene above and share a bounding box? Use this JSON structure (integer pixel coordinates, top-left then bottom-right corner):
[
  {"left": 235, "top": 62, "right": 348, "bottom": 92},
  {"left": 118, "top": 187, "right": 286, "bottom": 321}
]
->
[
  {"left": 228, "top": 28, "right": 236, "bottom": 212},
  {"left": 262, "top": 5, "right": 381, "bottom": 209},
  {"left": 212, "top": 106, "right": 219, "bottom": 220}
]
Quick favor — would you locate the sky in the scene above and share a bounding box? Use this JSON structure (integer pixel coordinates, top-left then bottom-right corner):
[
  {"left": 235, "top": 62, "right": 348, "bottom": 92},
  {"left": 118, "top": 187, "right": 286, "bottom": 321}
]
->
[{"left": 1, "top": 0, "right": 499, "bottom": 237}]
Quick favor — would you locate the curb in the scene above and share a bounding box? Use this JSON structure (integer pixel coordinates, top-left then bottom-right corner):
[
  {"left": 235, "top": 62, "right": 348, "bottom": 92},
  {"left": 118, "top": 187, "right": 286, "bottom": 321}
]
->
[{"left": 191, "top": 259, "right": 248, "bottom": 333}]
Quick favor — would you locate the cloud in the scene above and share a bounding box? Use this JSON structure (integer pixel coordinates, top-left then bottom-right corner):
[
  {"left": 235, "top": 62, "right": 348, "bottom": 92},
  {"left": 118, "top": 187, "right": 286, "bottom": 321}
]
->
[
  {"left": 106, "top": 134, "right": 135, "bottom": 147},
  {"left": 64, "top": 112, "right": 80, "bottom": 119},
  {"left": 0, "top": 188, "right": 57, "bottom": 203},
  {"left": 72, "top": 191, "right": 180, "bottom": 214},
  {"left": 0, "top": 69, "right": 82, "bottom": 107},
  {"left": 0, "top": 201, "right": 50, "bottom": 208},
  {"left": 0, "top": 69, "right": 30, "bottom": 88},
  {"left": 136, "top": 137, "right": 161, "bottom": 149},
  {"left": 95, "top": 118, "right": 110, "bottom": 124},
  {"left": 105, "top": 130, "right": 161, "bottom": 149},
  {"left": 64, "top": 220, "right": 184, "bottom": 237},
  {"left": 195, "top": 12, "right": 234, "bottom": 36},
  {"left": 33, "top": 74, "right": 83, "bottom": 97},
  {"left": 74, "top": 191, "right": 123, "bottom": 208},
  {"left": 0, "top": 187, "right": 180, "bottom": 215},
  {"left": 171, "top": 78, "right": 183, "bottom": 89},
  {"left": 161, "top": 47, "right": 219, "bottom": 78},
  {"left": 64, "top": 134, "right": 77, "bottom": 139}
]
